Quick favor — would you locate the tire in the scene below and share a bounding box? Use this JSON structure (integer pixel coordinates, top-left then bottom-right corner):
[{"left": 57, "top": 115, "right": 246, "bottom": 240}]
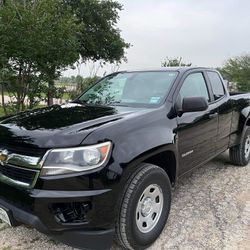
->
[
  {"left": 229, "top": 127, "right": 250, "bottom": 166},
  {"left": 115, "top": 163, "right": 171, "bottom": 250}
]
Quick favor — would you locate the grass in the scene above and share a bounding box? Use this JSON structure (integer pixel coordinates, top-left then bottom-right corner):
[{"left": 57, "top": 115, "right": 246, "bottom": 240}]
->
[
  {"left": 0, "top": 106, "right": 12, "bottom": 117},
  {"left": 0, "top": 107, "right": 5, "bottom": 117},
  {"left": 62, "top": 92, "right": 71, "bottom": 100},
  {"left": 0, "top": 105, "right": 46, "bottom": 118}
]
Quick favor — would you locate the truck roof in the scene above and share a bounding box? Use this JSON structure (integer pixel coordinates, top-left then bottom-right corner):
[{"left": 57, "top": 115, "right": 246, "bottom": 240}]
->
[{"left": 120, "top": 67, "right": 216, "bottom": 73}]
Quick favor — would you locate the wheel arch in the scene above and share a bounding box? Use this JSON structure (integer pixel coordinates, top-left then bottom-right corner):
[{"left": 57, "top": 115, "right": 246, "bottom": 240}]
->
[
  {"left": 120, "top": 144, "right": 178, "bottom": 187},
  {"left": 144, "top": 150, "right": 177, "bottom": 186},
  {"left": 241, "top": 107, "right": 250, "bottom": 129},
  {"left": 245, "top": 117, "right": 250, "bottom": 127},
  {"left": 240, "top": 115, "right": 250, "bottom": 143},
  {"left": 231, "top": 109, "right": 250, "bottom": 147}
]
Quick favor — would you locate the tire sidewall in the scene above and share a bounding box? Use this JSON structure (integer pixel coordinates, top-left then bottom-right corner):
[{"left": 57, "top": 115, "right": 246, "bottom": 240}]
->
[
  {"left": 125, "top": 167, "right": 171, "bottom": 249},
  {"left": 242, "top": 127, "right": 250, "bottom": 164}
]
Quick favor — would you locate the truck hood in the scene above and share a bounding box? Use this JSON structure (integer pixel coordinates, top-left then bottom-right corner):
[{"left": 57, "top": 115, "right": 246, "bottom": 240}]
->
[{"left": 0, "top": 103, "right": 145, "bottom": 149}]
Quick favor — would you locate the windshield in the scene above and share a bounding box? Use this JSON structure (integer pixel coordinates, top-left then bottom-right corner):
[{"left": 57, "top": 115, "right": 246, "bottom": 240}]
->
[{"left": 78, "top": 71, "right": 178, "bottom": 107}]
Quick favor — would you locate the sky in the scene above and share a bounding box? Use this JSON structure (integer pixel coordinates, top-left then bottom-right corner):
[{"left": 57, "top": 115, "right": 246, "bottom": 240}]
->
[{"left": 63, "top": 0, "right": 250, "bottom": 77}]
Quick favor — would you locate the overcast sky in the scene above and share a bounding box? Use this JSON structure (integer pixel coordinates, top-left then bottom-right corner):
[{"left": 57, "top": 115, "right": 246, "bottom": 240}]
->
[{"left": 63, "top": 0, "right": 250, "bottom": 77}]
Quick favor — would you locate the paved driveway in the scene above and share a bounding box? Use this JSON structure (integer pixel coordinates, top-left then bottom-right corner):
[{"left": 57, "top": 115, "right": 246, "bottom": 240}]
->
[{"left": 0, "top": 152, "right": 250, "bottom": 250}]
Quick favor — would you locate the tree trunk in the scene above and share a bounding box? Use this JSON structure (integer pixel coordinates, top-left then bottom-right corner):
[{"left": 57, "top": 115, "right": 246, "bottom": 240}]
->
[
  {"left": 1, "top": 84, "right": 7, "bottom": 115},
  {"left": 21, "top": 99, "right": 25, "bottom": 111},
  {"left": 16, "top": 65, "right": 23, "bottom": 112},
  {"left": 16, "top": 95, "right": 21, "bottom": 112},
  {"left": 47, "top": 79, "right": 54, "bottom": 106},
  {"left": 29, "top": 96, "right": 34, "bottom": 109}
]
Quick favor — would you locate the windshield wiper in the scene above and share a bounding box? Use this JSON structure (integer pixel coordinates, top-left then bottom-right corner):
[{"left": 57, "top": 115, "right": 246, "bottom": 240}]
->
[
  {"left": 72, "top": 99, "right": 128, "bottom": 107},
  {"left": 108, "top": 101, "right": 128, "bottom": 107},
  {"left": 71, "top": 99, "right": 86, "bottom": 105}
]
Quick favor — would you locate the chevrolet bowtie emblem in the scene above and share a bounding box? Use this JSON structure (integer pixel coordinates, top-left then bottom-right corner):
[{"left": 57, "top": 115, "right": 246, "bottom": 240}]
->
[{"left": 0, "top": 150, "right": 8, "bottom": 165}]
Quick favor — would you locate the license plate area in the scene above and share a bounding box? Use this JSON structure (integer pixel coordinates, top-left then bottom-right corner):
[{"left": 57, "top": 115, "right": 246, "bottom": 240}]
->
[{"left": 0, "top": 207, "right": 12, "bottom": 226}]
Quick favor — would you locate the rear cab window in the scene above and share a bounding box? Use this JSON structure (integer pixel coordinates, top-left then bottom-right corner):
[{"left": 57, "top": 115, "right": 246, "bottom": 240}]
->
[{"left": 207, "top": 71, "right": 225, "bottom": 100}]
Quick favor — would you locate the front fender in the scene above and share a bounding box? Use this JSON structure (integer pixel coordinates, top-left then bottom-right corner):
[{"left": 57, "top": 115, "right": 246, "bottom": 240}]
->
[{"left": 83, "top": 108, "right": 177, "bottom": 176}]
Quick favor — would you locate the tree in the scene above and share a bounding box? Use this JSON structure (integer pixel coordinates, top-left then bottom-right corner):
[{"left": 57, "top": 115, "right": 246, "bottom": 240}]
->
[
  {"left": 0, "top": 0, "right": 80, "bottom": 111},
  {"left": 77, "top": 76, "right": 100, "bottom": 93},
  {"left": 61, "top": 75, "right": 100, "bottom": 100},
  {"left": 34, "top": 1, "right": 80, "bottom": 105},
  {"left": 0, "top": 0, "right": 129, "bottom": 112},
  {"left": 219, "top": 54, "right": 250, "bottom": 92},
  {"left": 0, "top": 47, "right": 9, "bottom": 113},
  {"left": 65, "top": 0, "right": 130, "bottom": 63},
  {"left": 162, "top": 57, "right": 192, "bottom": 67}
]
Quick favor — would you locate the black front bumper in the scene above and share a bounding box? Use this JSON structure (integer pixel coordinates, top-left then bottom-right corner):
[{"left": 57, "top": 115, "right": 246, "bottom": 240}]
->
[{"left": 0, "top": 182, "right": 116, "bottom": 250}]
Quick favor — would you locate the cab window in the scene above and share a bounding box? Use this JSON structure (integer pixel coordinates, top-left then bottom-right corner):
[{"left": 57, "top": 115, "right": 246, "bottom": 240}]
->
[
  {"left": 207, "top": 71, "right": 225, "bottom": 100},
  {"left": 179, "top": 72, "right": 210, "bottom": 102}
]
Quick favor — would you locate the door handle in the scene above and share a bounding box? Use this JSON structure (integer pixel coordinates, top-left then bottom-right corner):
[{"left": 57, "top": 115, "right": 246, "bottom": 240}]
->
[{"left": 209, "top": 112, "right": 218, "bottom": 119}]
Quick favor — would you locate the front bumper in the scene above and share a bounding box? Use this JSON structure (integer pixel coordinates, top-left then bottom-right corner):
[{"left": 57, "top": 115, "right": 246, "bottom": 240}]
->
[{"left": 0, "top": 181, "right": 116, "bottom": 250}]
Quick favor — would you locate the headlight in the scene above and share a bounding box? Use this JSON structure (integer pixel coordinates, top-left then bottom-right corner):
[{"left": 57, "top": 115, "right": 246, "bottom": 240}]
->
[{"left": 40, "top": 142, "right": 112, "bottom": 176}]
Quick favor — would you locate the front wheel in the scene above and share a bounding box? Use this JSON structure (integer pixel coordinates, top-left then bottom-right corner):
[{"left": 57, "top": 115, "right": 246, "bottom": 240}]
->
[
  {"left": 115, "top": 163, "right": 171, "bottom": 250},
  {"left": 230, "top": 127, "right": 250, "bottom": 166}
]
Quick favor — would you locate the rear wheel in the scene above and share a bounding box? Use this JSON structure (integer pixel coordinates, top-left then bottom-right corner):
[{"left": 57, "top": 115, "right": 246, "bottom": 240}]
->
[
  {"left": 115, "top": 163, "right": 171, "bottom": 250},
  {"left": 230, "top": 127, "right": 250, "bottom": 166}
]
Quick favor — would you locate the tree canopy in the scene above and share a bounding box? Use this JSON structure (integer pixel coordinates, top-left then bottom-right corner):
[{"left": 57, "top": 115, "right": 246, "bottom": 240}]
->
[
  {"left": 0, "top": 0, "right": 80, "bottom": 109},
  {"left": 0, "top": 0, "right": 129, "bottom": 112},
  {"left": 161, "top": 57, "right": 192, "bottom": 67},
  {"left": 65, "top": 0, "right": 130, "bottom": 63},
  {"left": 219, "top": 54, "right": 250, "bottom": 92}
]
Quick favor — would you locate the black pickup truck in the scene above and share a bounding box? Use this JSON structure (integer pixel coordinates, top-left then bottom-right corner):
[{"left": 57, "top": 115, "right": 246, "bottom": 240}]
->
[{"left": 0, "top": 67, "right": 250, "bottom": 250}]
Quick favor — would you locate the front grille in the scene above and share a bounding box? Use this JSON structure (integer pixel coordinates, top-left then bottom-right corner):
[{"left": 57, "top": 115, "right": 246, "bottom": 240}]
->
[
  {"left": 0, "top": 164, "right": 39, "bottom": 187},
  {"left": 0, "top": 145, "right": 43, "bottom": 188},
  {"left": 0, "top": 143, "right": 46, "bottom": 157}
]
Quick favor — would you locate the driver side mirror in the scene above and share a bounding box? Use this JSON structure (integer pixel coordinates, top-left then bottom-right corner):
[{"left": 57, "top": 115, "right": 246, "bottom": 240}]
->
[{"left": 182, "top": 96, "right": 208, "bottom": 113}]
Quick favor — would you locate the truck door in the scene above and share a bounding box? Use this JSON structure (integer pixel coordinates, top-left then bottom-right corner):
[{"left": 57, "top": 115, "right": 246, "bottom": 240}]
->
[
  {"left": 176, "top": 71, "right": 218, "bottom": 175},
  {"left": 206, "top": 71, "right": 233, "bottom": 153}
]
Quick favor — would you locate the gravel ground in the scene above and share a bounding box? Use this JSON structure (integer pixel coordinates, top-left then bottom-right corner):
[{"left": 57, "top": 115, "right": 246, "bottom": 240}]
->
[{"left": 0, "top": 151, "right": 250, "bottom": 250}]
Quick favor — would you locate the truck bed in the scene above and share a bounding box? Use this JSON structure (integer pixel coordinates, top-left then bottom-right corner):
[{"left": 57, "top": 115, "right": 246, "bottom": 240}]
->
[
  {"left": 229, "top": 92, "right": 250, "bottom": 100},
  {"left": 229, "top": 92, "right": 247, "bottom": 96}
]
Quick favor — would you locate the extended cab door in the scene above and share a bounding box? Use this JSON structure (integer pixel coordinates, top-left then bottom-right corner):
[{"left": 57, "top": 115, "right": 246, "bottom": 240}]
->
[
  {"left": 175, "top": 71, "right": 218, "bottom": 175},
  {"left": 206, "top": 71, "right": 233, "bottom": 153}
]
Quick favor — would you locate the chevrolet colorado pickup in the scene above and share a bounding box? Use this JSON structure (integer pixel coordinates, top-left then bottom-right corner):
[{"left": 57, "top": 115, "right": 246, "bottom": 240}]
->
[{"left": 0, "top": 67, "right": 250, "bottom": 250}]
